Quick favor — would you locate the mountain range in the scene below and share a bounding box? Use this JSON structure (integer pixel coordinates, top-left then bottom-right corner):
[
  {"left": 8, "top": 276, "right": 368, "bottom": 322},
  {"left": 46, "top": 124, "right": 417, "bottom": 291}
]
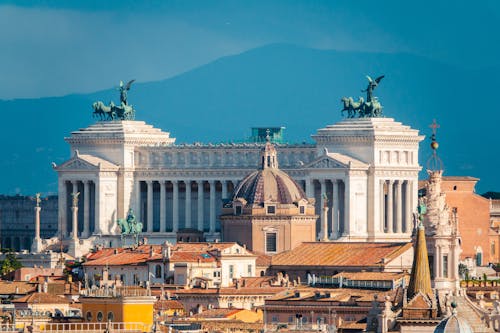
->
[{"left": 0, "top": 44, "right": 497, "bottom": 195}]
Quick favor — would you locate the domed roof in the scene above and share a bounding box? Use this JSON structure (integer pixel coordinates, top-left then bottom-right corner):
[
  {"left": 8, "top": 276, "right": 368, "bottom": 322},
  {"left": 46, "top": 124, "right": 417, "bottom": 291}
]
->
[
  {"left": 232, "top": 136, "right": 307, "bottom": 205},
  {"left": 434, "top": 304, "right": 473, "bottom": 333}
]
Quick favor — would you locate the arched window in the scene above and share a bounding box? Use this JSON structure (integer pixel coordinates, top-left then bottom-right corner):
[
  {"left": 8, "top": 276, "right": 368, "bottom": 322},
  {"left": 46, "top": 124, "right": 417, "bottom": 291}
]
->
[
  {"left": 155, "top": 265, "right": 162, "bottom": 279},
  {"left": 97, "top": 312, "right": 103, "bottom": 322},
  {"left": 107, "top": 312, "right": 114, "bottom": 321}
]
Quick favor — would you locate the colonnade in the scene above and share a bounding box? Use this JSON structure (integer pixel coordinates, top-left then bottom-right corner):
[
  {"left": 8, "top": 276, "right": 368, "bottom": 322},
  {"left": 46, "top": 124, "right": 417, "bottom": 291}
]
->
[
  {"left": 302, "top": 178, "right": 346, "bottom": 240},
  {"left": 135, "top": 179, "right": 239, "bottom": 234},
  {"left": 60, "top": 180, "right": 95, "bottom": 238},
  {"left": 380, "top": 179, "right": 414, "bottom": 234}
]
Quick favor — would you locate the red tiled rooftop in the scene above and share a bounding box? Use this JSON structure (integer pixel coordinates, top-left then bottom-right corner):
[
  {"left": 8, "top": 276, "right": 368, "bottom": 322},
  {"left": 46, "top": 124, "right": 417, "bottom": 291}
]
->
[
  {"left": 270, "top": 242, "right": 412, "bottom": 267},
  {"left": 170, "top": 252, "right": 216, "bottom": 263},
  {"left": 13, "top": 292, "right": 70, "bottom": 304}
]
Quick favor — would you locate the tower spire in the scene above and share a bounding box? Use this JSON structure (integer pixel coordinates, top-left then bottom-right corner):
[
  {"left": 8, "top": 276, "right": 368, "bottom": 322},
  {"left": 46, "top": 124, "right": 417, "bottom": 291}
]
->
[
  {"left": 260, "top": 128, "right": 279, "bottom": 169},
  {"left": 426, "top": 119, "right": 443, "bottom": 171},
  {"left": 407, "top": 199, "right": 433, "bottom": 299}
]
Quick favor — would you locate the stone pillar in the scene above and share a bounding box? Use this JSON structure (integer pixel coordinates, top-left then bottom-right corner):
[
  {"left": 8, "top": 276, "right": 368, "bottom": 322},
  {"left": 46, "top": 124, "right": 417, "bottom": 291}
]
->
[
  {"left": 146, "top": 180, "right": 153, "bottom": 233},
  {"left": 434, "top": 245, "right": 440, "bottom": 279},
  {"left": 320, "top": 179, "right": 327, "bottom": 240},
  {"left": 380, "top": 180, "right": 385, "bottom": 233},
  {"left": 197, "top": 180, "right": 204, "bottom": 232},
  {"left": 71, "top": 181, "right": 78, "bottom": 238},
  {"left": 209, "top": 180, "right": 216, "bottom": 234},
  {"left": 173, "top": 180, "right": 179, "bottom": 232},
  {"left": 404, "top": 180, "right": 412, "bottom": 233},
  {"left": 83, "top": 180, "right": 90, "bottom": 238},
  {"left": 34, "top": 206, "right": 41, "bottom": 240},
  {"left": 305, "top": 178, "right": 314, "bottom": 198},
  {"left": 343, "top": 178, "right": 350, "bottom": 236},
  {"left": 135, "top": 180, "right": 142, "bottom": 222},
  {"left": 386, "top": 180, "right": 394, "bottom": 233},
  {"left": 395, "top": 180, "right": 403, "bottom": 233},
  {"left": 331, "top": 180, "right": 339, "bottom": 239},
  {"left": 221, "top": 180, "right": 228, "bottom": 200},
  {"left": 185, "top": 180, "right": 192, "bottom": 229},
  {"left": 72, "top": 205, "right": 78, "bottom": 241},
  {"left": 321, "top": 204, "right": 329, "bottom": 242},
  {"left": 94, "top": 179, "right": 101, "bottom": 234},
  {"left": 160, "top": 181, "right": 166, "bottom": 232},
  {"left": 32, "top": 205, "right": 42, "bottom": 253}
]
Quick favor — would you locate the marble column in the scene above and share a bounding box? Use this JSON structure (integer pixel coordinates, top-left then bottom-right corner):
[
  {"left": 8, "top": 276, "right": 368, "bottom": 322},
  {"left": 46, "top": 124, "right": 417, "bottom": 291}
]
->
[
  {"left": 321, "top": 204, "right": 329, "bottom": 242},
  {"left": 197, "top": 180, "right": 204, "bottom": 232},
  {"left": 343, "top": 178, "right": 350, "bottom": 236},
  {"left": 160, "top": 181, "right": 166, "bottom": 232},
  {"left": 209, "top": 180, "right": 216, "bottom": 233},
  {"left": 331, "top": 180, "right": 339, "bottom": 239},
  {"left": 435, "top": 245, "right": 441, "bottom": 278},
  {"left": 387, "top": 180, "right": 394, "bottom": 233},
  {"left": 404, "top": 180, "right": 412, "bottom": 233},
  {"left": 34, "top": 206, "right": 41, "bottom": 240},
  {"left": 71, "top": 181, "right": 78, "bottom": 238},
  {"left": 72, "top": 204, "right": 78, "bottom": 241},
  {"left": 135, "top": 180, "right": 142, "bottom": 222},
  {"left": 305, "top": 178, "right": 314, "bottom": 198},
  {"left": 146, "top": 180, "right": 153, "bottom": 233},
  {"left": 221, "top": 180, "right": 228, "bottom": 200},
  {"left": 173, "top": 180, "right": 179, "bottom": 232},
  {"left": 83, "top": 180, "right": 90, "bottom": 237},
  {"left": 185, "top": 180, "right": 192, "bottom": 229},
  {"left": 380, "top": 180, "right": 385, "bottom": 233},
  {"left": 320, "top": 179, "right": 327, "bottom": 240},
  {"left": 395, "top": 180, "right": 403, "bottom": 233}
]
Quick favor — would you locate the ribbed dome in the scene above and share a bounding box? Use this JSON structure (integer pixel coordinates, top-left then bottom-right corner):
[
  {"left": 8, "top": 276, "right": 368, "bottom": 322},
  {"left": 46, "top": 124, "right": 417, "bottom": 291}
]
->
[
  {"left": 434, "top": 313, "right": 472, "bottom": 333},
  {"left": 232, "top": 168, "right": 307, "bottom": 205},
  {"left": 232, "top": 136, "right": 307, "bottom": 205}
]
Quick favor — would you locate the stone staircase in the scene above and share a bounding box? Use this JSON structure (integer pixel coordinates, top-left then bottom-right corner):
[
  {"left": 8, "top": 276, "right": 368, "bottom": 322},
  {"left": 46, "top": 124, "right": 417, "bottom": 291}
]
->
[{"left": 455, "top": 295, "right": 495, "bottom": 332}]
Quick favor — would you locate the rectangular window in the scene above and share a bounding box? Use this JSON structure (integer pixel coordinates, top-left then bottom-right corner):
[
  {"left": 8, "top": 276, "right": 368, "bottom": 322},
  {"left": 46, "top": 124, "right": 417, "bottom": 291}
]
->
[
  {"left": 428, "top": 255, "right": 434, "bottom": 279},
  {"left": 235, "top": 206, "right": 242, "bottom": 215},
  {"left": 267, "top": 205, "right": 276, "bottom": 214},
  {"left": 266, "top": 232, "right": 277, "bottom": 253},
  {"left": 229, "top": 265, "right": 234, "bottom": 279},
  {"left": 492, "top": 242, "right": 496, "bottom": 256},
  {"left": 299, "top": 206, "right": 305, "bottom": 214},
  {"left": 247, "top": 264, "right": 252, "bottom": 276},
  {"left": 443, "top": 255, "right": 448, "bottom": 278}
]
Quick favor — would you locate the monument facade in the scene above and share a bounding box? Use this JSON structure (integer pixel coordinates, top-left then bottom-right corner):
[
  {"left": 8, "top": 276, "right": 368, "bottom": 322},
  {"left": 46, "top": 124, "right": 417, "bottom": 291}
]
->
[{"left": 43, "top": 78, "right": 424, "bottom": 255}]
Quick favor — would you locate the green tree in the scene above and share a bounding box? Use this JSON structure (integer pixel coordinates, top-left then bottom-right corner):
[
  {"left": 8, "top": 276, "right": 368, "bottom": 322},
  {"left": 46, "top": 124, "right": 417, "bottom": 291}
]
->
[{"left": 0, "top": 252, "right": 22, "bottom": 276}]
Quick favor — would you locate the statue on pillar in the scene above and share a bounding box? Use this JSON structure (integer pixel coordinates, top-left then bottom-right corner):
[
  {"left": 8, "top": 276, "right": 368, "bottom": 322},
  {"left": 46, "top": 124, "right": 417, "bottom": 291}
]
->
[
  {"left": 71, "top": 192, "right": 80, "bottom": 207},
  {"left": 35, "top": 193, "right": 42, "bottom": 207}
]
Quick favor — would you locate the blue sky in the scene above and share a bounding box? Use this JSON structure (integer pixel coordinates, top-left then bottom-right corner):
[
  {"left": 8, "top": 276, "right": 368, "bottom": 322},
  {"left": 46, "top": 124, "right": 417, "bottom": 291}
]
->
[{"left": 1, "top": 0, "right": 499, "bottom": 99}]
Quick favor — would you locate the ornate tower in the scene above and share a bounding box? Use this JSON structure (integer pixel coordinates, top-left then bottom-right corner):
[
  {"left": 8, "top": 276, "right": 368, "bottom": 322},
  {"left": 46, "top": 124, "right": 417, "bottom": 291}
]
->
[{"left": 422, "top": 120, "right": 461, "bottom": 294}]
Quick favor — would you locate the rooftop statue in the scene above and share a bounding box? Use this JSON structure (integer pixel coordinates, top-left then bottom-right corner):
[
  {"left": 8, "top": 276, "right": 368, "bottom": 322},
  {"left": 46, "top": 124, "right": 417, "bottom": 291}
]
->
[
  {"left": 341, "top": 75, "right": 385, "bottom": 118},
  {"left": 117, "top": 208, "right": 143, "bottom": 246},
  {"left": 92, "top": 80, "right": 136, "bottom": 121}
]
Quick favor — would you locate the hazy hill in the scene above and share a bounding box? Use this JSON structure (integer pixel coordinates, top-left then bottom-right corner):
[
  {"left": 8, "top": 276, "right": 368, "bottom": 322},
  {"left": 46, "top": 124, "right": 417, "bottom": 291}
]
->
[{"left": 0, "top": 44, "right": 497, "bottom": 195}]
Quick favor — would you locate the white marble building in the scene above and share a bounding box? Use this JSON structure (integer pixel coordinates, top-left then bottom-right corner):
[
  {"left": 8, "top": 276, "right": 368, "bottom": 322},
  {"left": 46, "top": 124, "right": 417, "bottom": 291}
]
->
[{"left": 48, "top": 116, "right": 423, "bottom": 256}]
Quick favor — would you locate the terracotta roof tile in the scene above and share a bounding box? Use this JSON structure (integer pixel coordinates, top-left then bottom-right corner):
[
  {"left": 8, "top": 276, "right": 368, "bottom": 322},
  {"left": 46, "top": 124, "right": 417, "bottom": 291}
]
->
[
  {"left": 12, "top": 292, "right": 69, "bottom": 304},
  {"left": 190, "top": 308, "right": 243, "bottom": 319},
  {"left": 270, "top": 242, "right": 412, "bottom": 267},
  {"left": 0, "top": 282, "right": 36, "bottom": 295},
  {"left": 154, "top": 299, "right": 185, "bottom": 311}
]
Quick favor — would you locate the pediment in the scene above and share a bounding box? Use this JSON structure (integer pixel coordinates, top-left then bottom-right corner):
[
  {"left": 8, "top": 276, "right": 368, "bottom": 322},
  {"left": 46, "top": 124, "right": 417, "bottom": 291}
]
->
[
  {"left": 305, "top": 156, "right": 346, "bottom": 169},
  {"left": 304, "top": 152, "right": 369, "bottom": 170},
  {"left": 55, "top": 151, "right": 119, "bottom": 172},
  {"left": 57, "top": 158, "right": 98, "bottom": 171}
]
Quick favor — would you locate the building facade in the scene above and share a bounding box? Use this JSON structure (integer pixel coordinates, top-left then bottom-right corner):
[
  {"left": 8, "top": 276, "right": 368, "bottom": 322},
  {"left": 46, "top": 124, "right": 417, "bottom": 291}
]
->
[{"left": 47, "top": 116, "right": 423, "bottom": 255}]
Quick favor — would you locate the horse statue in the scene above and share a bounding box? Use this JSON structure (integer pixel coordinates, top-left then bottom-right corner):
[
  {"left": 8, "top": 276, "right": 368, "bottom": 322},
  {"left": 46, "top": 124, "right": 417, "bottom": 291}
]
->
[
  {"left": 92, "top": 101, "right": 116, "bottom": 120},
  {"left": 360, "top": 97, "right": 383, "bottom": 117},
  {"left": 341, "top": 97, "right": 364, "bottom": 118},
  {"left": 116, "top": 209, "right": 143, "bottom": 246}
]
